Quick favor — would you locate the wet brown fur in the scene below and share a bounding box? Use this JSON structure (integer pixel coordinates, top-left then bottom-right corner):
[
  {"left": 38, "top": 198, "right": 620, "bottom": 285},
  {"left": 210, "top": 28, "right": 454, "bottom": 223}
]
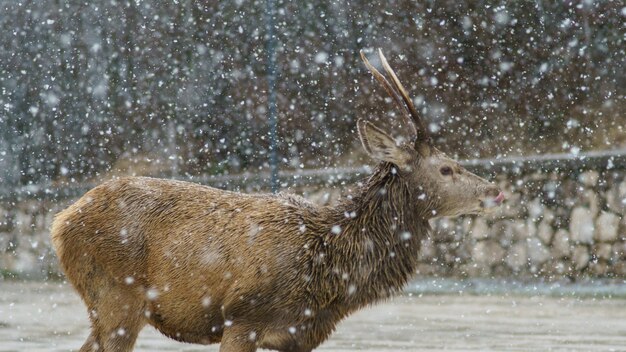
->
[{"left": 51, "top": 162, "right": 435, "bottom": 351}]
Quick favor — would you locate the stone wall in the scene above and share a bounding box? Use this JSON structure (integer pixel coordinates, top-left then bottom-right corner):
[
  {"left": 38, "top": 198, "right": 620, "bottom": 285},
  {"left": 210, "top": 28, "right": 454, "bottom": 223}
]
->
[
  {"left": 417, "top": 169, "right": 626, "bottom": 279},
  {"left": 2, "top": 153, "right": 626, "bottom": 280},
  {"left": 0, "top": 198, "right": 66, "bottom": 279}
]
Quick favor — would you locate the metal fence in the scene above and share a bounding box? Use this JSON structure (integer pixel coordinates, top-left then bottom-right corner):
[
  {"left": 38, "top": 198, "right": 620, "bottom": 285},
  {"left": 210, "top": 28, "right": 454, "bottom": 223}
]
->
[{"left": 2, "top": 148, "right": 625, "bottom": 203}]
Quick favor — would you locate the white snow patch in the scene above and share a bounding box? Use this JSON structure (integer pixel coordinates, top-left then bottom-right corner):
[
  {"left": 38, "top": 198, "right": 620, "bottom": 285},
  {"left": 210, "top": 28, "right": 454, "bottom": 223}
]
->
[
  {"left": 201, "top": 248, "right": 222, "bottom": 265},
  {"left": 146, "top": 288, "right": 159, "bottom": 300},
  {"left": 314, "top": 51, "right": 328, "bottom": 64}
]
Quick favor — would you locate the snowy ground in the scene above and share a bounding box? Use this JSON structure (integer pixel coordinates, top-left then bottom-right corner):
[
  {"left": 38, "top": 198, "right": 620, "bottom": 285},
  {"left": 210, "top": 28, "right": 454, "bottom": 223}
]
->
[{"left": 2, "top": 281, "right": 626, "bottom": 352}]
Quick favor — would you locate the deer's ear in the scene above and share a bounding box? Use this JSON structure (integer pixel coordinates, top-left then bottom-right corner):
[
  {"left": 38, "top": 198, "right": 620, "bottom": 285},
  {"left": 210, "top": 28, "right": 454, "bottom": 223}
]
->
[{"left": 357, "top": 119, "right": 412, "bottom": 169}]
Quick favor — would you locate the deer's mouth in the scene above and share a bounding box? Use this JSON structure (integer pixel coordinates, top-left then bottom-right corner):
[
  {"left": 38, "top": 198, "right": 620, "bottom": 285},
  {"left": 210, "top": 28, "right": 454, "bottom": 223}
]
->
[{"left": 480, "top": 191, "right": 505, "bottom": 211}]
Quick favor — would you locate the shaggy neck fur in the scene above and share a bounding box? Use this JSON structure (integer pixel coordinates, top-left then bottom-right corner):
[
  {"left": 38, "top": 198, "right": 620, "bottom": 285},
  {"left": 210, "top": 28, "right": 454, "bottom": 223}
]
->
[{"left": 310, "top": 162, "right": 432, "bottom": 312}]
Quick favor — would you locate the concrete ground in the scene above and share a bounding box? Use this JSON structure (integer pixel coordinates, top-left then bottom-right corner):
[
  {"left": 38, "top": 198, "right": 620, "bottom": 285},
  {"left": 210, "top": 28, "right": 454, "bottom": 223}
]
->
[{"left": 1, "top": 281, "right": 626, "bottom": 351}]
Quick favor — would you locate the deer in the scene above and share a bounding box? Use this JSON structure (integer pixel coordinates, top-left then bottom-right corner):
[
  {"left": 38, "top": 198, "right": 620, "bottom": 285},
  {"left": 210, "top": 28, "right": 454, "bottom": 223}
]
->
[{"left": 51, "top": 49, "right": 504, "bottom": 352}]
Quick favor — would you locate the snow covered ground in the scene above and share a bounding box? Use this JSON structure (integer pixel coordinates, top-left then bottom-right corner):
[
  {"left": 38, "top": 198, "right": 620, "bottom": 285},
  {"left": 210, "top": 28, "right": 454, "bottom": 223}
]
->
[{"left": 1, "top": 281, "right": 626, "bottom": 351}]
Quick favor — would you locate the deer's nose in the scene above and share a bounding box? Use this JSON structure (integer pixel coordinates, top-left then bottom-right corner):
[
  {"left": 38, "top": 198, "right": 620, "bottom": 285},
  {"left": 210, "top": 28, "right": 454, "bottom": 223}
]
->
[
  {"left": 494, "top": 191, "right": 505, "bottom": 204},
  {"left": 485, "top": 187, "right": 504, "bottom": 204},
  {"left": 481, "top": 187, "right": 504, "bottom": 209}
]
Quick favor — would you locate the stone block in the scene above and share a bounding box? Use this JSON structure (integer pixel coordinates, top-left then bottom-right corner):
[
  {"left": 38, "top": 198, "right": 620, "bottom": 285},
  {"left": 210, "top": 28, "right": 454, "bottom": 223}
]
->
[
  {"left": 527, "top": 198, "right": 544, "bottom": 222},
  {"left": 594, "top": 212, "right": 620, "bottom": 242},
  {"left": 418, "top": 236, "right": 437, "bottom": 262},
  {"left": 460, "top": 217, "right": 473, "bottom": 234},
  {"left": 432, "top": 218, "right": 456, "bottom": 242},
  {"left": 527, "top": 237, "right": 551, "bottom": 266},
  {"left": 455, "top": 240, "right": 473, "bottom": 262},
  {"left": 542, "top": 209, "right": 556, "bottom": 224},
  {"left": 505, "top": 242, "right": 527, "bottom": 271},
  {"left": 513, "top": 220, "right": 536, "bottom": 241},
  {"left": 415, "top": 264, "right": 440, "bottom": 276},
  {"left": 501, "top": 192, "right": 522, "bottom": 218},
  {"left": 581, "top": 189, "right": 600, "bottom": 218},
  {"left": 578, "top": 170, "right": 600, "bottom": 187},
  {"left": 442, "top": 249, "right": 459, "bottom": 265},
  {"left": 589, "top": 261, "right": 609, "bottom": 276},
  {"left": 612, "top": 261, "right": 626, "bottom": 276},
  {"left": 490, "top": 220, "right": 515, "bottom": 247},
  {"left": 537, "top": 220, "right": 553, "bottom": 245},
  {"left": 472, "top": 240, "right": 506, "bottom": 268},
  {"left": 470, "top": 218, "right": 490, "bottom": 240},
  {"left": 570, "top": 207, "right": 595, "bottom": 244},
  {"left": 611, "top": 241, "right": 626, "bottom": 260},
  {"left": 552, "top": 229, "right": 571, "bottom": 258},
  {"left": 607, "top": 179, "right": 626, "bottom": 215},
  {"left": 593, "top": 243, "right": 613, "bottom": 261},
  {"left": 572, "top": 245, "right": 590, "bottom": 270}
]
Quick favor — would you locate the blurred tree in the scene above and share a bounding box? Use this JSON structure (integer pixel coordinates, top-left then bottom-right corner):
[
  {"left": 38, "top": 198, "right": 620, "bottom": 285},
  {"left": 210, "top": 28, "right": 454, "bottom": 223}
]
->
[{"left": 0, "top": 0, "right": 623, "bottom": 187}]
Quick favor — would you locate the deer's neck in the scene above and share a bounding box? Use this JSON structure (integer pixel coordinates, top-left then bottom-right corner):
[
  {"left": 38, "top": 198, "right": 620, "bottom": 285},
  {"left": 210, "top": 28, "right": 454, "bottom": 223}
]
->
[{"left": 314, "top": 163, "right": 430, "bottom": 309}]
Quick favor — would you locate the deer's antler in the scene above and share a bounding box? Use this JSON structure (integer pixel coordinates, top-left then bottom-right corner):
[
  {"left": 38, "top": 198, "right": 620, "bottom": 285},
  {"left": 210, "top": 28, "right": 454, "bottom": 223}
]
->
[{"left": 360, "top": 49, "right": 431, "bottom": 146}]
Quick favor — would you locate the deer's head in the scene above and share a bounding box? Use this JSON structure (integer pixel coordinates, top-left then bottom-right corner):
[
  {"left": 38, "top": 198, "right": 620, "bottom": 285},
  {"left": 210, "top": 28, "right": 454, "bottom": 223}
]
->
[{"left": 359, "top": 50, "right": 504, "bottom": 218}]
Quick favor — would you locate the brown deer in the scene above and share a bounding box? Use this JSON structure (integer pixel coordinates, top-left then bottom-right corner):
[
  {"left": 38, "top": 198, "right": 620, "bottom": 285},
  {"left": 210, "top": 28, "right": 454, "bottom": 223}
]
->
[{"left": 51, "top": 49, "right": 504, "bottom": 352}]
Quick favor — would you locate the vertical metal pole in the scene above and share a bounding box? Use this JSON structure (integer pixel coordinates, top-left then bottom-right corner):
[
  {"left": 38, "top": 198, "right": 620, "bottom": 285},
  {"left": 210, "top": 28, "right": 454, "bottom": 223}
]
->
[
  {"left": 167, "top": 117, "right": 179, "bottom": 178},
  {"left": 266, "top": 0, "right": 279, "bottom": 193}
]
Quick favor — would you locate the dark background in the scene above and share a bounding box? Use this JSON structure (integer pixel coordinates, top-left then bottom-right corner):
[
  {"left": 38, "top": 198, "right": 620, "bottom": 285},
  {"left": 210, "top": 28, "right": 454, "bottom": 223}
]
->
[{"left": 1, "top": 0, "right": 624, "bottom": 188}]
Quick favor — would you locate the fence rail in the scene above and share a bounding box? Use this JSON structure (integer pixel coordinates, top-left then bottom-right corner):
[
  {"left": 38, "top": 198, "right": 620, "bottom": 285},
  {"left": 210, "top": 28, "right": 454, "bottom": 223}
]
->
[{"left": 2, "top": 149, "right": 626, "bottom": 202}]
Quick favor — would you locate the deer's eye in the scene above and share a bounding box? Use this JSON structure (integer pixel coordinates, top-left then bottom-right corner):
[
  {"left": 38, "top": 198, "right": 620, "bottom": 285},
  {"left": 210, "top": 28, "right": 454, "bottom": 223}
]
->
[{"left": 440, "top": 166, "right": 453, "bottom": 176}]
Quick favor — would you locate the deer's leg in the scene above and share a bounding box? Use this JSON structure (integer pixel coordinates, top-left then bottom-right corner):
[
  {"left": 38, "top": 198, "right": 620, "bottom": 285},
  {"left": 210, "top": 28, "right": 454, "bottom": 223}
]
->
[
  {"left": 87, "top": 285, "right": 146, "bottom": 352},
  {"left": 219, "top": 326, "right": 257, "bottom": 352},
  {"left": 274, "top": 340, "right": 314, "bottom": 352},
  {"left": 79, "top": 330, "right": 101, "bottom": 352}
]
